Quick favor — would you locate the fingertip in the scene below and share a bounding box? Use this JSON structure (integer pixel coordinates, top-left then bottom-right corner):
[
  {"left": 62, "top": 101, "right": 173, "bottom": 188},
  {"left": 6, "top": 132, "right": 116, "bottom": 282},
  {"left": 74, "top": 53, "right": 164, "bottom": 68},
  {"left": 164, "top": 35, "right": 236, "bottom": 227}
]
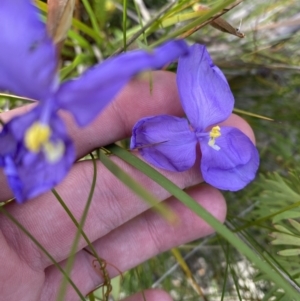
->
[{"left": 221, "top": 114, "right": 256, "bottom": 144}]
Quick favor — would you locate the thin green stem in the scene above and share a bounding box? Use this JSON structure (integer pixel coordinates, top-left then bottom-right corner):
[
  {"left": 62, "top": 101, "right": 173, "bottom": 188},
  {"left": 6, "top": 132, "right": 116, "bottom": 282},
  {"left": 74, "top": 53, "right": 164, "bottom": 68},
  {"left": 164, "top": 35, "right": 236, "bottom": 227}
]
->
[
  {"left": 0, "top": 206, "right": 85, "bottom": 301},
  {"left": 56, "top": 154, "right": 98, "bottom": 301},
  {"left": 123, "top": 0, "right": 128, "bottom": 51},
  {"left": 81, "top": 0, "right": 102, "bottom": 46}
]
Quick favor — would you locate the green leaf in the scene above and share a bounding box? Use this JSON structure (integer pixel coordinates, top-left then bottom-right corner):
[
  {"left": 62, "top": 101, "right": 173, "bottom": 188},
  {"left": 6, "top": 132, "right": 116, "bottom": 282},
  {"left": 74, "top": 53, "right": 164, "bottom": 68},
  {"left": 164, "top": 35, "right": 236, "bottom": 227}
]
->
[
  {"left": 273, "top": 224, "right": 293, "bottom": 235},
  {"left": 289, "top": 219, "right": 300, "bottom": 233},
  {"left": 273, "top": 210, "right": 300, "bottom": 223},
  {"left": 270, "top": 232, "right": 300, "bottom": 246},
  {"left": 278, "top": 249, "right": 300, "bottom": 256}
]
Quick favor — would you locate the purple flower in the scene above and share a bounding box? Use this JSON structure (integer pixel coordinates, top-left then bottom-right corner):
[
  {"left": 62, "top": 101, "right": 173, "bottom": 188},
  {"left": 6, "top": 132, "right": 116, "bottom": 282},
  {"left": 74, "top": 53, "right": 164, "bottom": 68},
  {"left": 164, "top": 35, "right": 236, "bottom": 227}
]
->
[
  {"left": 0, "top": 0, "right": 189, "bottom": 203},
  {"left": 130, "top": 44, "right": 259, "bottom": 191},
  {"left": 0, "top": 106, "right": 74, "bottom": 202}
]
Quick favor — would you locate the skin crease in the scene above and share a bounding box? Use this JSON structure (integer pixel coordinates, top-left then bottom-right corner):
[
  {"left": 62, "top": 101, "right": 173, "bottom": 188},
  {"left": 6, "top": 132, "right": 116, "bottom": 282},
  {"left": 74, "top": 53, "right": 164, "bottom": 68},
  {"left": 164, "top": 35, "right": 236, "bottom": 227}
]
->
[{"left": 0, "top": 71, "right": 256, "bottom": 301}]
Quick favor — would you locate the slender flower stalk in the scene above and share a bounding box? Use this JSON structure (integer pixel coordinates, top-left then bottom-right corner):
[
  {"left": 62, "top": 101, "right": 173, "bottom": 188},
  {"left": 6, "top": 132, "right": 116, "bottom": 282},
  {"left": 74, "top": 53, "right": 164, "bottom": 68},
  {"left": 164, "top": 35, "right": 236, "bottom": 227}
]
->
[
  {"left": 131, "top": 44, "right": 259, "bottom": 191},
  {"left": 0, "top": 0, "right": 189, "bottom": 203}
]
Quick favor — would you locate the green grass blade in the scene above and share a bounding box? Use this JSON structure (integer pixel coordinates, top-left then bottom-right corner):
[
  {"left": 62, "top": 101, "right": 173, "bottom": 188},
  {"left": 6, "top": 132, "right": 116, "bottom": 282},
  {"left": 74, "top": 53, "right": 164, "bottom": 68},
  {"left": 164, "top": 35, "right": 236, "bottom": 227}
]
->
[
  {"left": 98, "top": 148, "right": 176, "bottom": 223},
  {"left": 81, "top": 0, "right": 101, "bottom": 36},
  {"left": 151, "top": 0, "right": 239, "bottom": 46},
  {"left": 123, "top": 0, "right": 128, "bottom": 51},
  {"left": 55, "top": 155, "right": 98, "bottom": 301}
]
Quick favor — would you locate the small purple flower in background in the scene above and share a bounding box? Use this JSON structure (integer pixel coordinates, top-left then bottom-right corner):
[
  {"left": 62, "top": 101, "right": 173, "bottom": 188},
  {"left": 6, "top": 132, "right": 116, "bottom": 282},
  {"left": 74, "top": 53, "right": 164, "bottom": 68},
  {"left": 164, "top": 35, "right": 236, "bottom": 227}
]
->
[
  {"left": 0, "top": 0, "right": 189, "bottom": 203},
  {"left": 131, "top": 44, "right": 259, "bottom": 191}
]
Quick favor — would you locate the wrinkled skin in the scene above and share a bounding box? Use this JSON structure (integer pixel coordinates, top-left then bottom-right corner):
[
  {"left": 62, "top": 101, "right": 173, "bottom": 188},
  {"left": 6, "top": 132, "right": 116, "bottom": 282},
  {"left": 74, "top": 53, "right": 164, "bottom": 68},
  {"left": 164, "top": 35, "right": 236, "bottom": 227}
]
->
[{"left": 0, "top": 72, "right": 255, "bottom": 301}]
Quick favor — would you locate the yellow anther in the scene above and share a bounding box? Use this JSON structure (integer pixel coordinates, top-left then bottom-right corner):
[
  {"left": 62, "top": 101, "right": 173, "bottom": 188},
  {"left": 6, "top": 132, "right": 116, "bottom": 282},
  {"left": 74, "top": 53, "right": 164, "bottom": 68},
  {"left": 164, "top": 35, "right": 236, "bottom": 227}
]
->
[
  {"left": 24, "top": 122, "right": 65, "bottom": 163},
  {"left": 209, "top": 126, "right": 221, "bottom": 139},
  {"left": 208, "top": 126, "right": 221, "bottom": 151},
  {"left": 24, "top": 122, "right": 51, "bottom": 152}
]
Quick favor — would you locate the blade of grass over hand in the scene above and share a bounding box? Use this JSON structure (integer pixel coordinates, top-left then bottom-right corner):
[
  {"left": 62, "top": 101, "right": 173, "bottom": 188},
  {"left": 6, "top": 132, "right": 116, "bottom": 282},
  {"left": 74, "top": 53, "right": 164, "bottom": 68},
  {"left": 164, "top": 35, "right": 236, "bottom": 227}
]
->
[
  {"left": 98, "top": 148, "right": 177, "bottom": 223},
  {"left": 105, "top": 143, "right": 300, "bottom": 299},
  {"left": 0, "top": 206, "right": 86, "bottom": 301},
  {"left": 53, "top": 189, "right": 114, "bottom": 300},
  {"left": 56, "top": 154, "right": 98, "bottom": 301}
]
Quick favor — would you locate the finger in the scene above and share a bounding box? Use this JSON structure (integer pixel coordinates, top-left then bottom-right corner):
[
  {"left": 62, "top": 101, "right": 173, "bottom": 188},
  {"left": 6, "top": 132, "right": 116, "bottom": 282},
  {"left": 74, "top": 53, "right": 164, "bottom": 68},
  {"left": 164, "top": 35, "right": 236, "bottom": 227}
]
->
[
  {"left": 1, "top": 154, "right": 203, "bottom": 266},
  {"left": 42, "top": 184, "right": 226, "bottom": 300}
]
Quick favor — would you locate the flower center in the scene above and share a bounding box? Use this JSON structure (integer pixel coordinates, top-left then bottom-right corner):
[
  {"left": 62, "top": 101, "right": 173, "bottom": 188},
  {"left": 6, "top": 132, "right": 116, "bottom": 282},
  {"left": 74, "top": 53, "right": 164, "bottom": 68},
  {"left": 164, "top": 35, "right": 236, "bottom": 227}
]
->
[
  {"left": 208, "top": 126, "right": 221, "bottom": 151},
  {"left": 24, "top": 122, "right": 64, "bottom": 163},
  {"left": 25, "top": 122, "right": 51, "bottom": 152}
]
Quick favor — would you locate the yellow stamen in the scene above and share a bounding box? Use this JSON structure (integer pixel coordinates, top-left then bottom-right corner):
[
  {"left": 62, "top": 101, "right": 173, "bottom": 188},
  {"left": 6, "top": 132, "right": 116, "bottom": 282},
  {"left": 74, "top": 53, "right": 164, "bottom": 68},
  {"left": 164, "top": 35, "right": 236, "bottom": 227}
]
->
[
  {"left": 208, "top": 126, "right": 221, "bottom": 151},
  {"left": 24, "top": 122, "right": 65, "bottom": 163},
  {"left": 209, "top": 126, "right": 221, "bottom": 139},
  {"left": 24, "top": 122, "right": 51, "bottom": 152}
]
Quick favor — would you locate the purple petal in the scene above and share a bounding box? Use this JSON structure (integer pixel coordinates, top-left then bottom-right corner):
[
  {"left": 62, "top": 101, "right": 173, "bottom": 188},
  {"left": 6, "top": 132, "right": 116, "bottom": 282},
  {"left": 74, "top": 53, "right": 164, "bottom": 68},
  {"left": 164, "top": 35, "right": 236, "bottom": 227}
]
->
[
  {"left": 56, "top": 40, "right": 189, "bottom": 127},
  {"left": 0, "top": 0, "right": 57, "bottom": 100},
  {"left": 131, "top": 115, "right": 197, "bottom": 171},
  {"left": 0, "top": 107, "right": 75, "bottom": 203},
  {"left": 199, "top": 127, "right": 259, "bottom": 191},
  {"left": 177, "top": 44, "right": 234, "bottom": 131}
]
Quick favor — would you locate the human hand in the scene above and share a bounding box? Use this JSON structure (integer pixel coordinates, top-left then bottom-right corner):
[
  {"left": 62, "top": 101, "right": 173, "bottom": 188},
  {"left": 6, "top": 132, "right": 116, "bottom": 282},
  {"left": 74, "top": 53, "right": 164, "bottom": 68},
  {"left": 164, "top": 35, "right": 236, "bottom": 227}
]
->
[{"left": 0, "top": 71, "right": 255, "bottom": 301}]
